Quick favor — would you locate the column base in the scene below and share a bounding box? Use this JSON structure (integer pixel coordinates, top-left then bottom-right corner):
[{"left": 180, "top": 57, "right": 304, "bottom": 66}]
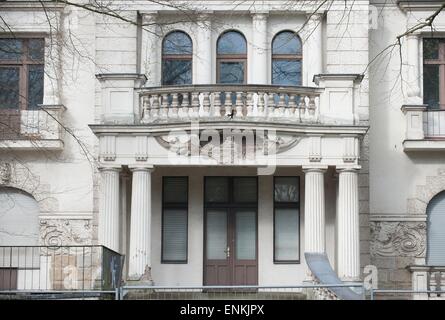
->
[{"left": 126, "top": 266, "right": 154, "bottom": 286}]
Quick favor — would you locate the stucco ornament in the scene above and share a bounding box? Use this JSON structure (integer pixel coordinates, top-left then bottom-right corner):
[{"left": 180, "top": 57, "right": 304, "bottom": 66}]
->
[
  {"left": 370, "top": 222, "right": 426, "bottom": 257},
  {"left": 155, "top": 130, "right": 302, "bottom": 164},
  {"left": 40, "top": 219, "right": 92, "bottom": 248},
  {"left": 0, "top": 162, "right": 12, "bottom": 184}
]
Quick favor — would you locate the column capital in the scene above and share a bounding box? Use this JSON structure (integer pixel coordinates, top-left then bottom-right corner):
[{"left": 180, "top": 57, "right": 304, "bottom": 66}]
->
[
  {"left": 306, "top": 11, "right": 324, "bottom": 21},
  {"left": 129, "top": 165, "right": 154, "bottom": 172},
  {"left": 140, "top": 11, "right": 159, "bottom": 26},
  {"left": 98, "top": 165, "right": 121, "bottom": 172},
  {"left": 251, "top": 11, "right": 269, "bottom": 20},
  {"left": 302, "top": 165, "right": 328, "bottom": 173},
  {"left": 336, "top": 165, "right": 361, "bottom": 173}
]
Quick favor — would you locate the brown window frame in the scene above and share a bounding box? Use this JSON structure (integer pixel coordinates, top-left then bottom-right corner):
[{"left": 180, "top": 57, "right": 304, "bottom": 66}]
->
[
  {"left": 216, "top": 31, "right": 247, "bottom": 84},
  {"left": 273, "top": 176, "right": 301, "bottom": 264},
  {"left": 161, "top": 176, "right": 189, "bottom": 264},
  {"left": 0, "top": 36, "right": 45, "bottom": 110},
  {"left": 271, "top": 31, "right": 303, "bottom": 86},
  {"left": 161, "top": 31, "right": 193, "bottom": 86},
  {"left": 423, "top": 38, "right": 445, "bottom": 109}
]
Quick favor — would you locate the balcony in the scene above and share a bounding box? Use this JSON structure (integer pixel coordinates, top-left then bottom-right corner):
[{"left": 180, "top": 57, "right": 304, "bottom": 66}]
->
[
  {"left": 96, "top": 73, "right": 364, "bottom": 129},
  {"left": 139, "top": 85, "right": 323, "bottom": 125},
  {"left": 402, "top": 106, "right": 445, "bottom": 151},
  {"left": 0, "top": 105, "right": 65, "bottom": 151}
]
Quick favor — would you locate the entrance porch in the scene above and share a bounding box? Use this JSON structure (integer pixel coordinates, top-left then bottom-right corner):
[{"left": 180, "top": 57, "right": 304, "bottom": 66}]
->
[{"left": 98, "top": 165, "right": 361, "bottom": 287}]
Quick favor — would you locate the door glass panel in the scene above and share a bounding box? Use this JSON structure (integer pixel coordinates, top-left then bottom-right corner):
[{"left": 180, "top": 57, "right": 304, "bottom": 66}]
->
[
  {"left": 205, "top": 177, "right": 229, "bottom": 203},
  {"left": 163, "top": 177, "right": 188, "bottom": 203},
  {"left": 233, "top": 177, "right": 257, "bottom": 203},
  {"left": 235, "top": 210, "right": 256, "bottom": 260},
  {"left": 206, "top": 210, "right": 227, "bottom": 260},
  {"left": 274, "top": 177, "right": 299, "bottom": 202},
  {"left": 218, "top": 62, "right": 244, "bottom": 84}
]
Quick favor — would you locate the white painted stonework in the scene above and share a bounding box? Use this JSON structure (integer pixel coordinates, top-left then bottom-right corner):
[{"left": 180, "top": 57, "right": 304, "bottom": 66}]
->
[{"left": 0, "top": 0, "right": 444, "bottom": 299}]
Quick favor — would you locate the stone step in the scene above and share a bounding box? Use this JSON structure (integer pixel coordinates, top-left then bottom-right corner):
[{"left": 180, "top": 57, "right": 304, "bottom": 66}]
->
[{"left": 124, "top": 290, "right": 307, "bottom": 300}]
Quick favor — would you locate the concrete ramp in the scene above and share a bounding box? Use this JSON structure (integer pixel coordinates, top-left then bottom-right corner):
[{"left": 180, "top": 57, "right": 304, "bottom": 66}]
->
[{"left": 305, "top": 252, "right": 363, "bottom": 300}]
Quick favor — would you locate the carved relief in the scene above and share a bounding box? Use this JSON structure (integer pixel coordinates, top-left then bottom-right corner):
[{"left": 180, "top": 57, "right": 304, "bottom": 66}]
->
[
  {"left": 408, "top": 168, "right": 445, "bottom": 215},
  {"left": 155, "top": 130, "right": 302, "bottom": 164},
  {"left": 370, "top": 222, "right": 426, "bottom": 257},
  {"left": 40, "top": 219, "right": 92, "bottom": 247},
  {"left": 0, "top": 162, "right": 12, "bottom": 184}
]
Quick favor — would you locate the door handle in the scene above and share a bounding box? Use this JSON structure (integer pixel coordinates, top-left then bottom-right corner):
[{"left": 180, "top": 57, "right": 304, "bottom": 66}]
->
[{"left": 224, "top": 246, "right": 230, "bottom": 258}]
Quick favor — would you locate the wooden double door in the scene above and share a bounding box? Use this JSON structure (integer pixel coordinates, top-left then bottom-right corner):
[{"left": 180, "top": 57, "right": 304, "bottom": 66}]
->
[{"left": 203, "top": 177, "right": 258, "bottom": 286}]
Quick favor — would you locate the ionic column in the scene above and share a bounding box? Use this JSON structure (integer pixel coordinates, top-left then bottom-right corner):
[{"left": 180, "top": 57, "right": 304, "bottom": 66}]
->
[
  {"left": 141, "top": 12, "right": 160, "bottom": 86},
  {"left": 337, "top": 168, "right": 360, "bottom": 281},
  {"left": 251, "top": 12, "right": 268, "bottom": 84},
  {"left": 303, "top": 13, "right": 323, "bottom": 85},
  {"left": 407, "top": 34, "right": 421, "bottom": 102},
  {"left": 128, "top": 166, "right": 154, "bottom": 282},
  {"left": 303, "top": 167, "right": 327, "bottom": 253},
  {"left": 98, "top": 167, "right": 121, "bottom": 252},
  {"left": 195, "top": 13, "right": 212, "bottom": 84}
]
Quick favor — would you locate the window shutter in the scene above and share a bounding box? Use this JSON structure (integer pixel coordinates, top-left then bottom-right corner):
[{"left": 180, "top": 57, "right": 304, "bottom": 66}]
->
[{"left": 162, "top": 209, "right": 187, "bottom": 262}]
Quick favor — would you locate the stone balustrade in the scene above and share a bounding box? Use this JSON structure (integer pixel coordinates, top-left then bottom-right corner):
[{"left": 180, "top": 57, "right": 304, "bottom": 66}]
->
[{"left": 139, "top": 85, "right": 323, "bottom": 124}]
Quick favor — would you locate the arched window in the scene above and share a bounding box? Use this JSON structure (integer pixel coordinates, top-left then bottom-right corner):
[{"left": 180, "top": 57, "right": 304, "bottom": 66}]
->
[
  {"left": 272, "top": 31, "right": 302, "bottom": 85},
  {"left": 217, "top": 31, "right": 247, "bottom": 84},
  {"left": 0, "top": 187, "right": 39, "bottom": 245},
  {"left": 427, "top": 191, "right": 445, "bottom": 265},
  {"left": 162, "top": 31, "right": 193, "bottom": 85}
]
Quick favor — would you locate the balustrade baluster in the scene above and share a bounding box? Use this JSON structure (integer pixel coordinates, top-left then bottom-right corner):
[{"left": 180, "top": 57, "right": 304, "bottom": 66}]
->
[
  {"left": 191, "top": 92, "right": 200, "bottom": 118},
  {"left": 181, "top": 92, "right": 190, "bottom": 119},
  {"left": 202, "top": 92, "right": 211, "bottom": 117},
  {"left": 213, "top": 92, "right": 222, "bottom": 118},
  {"left": 224, "top": 92, "right": 232, "bottom": 117},
  {"left": 267, "top": 92, "right": 275, "bottom": 118},
  {"left": 170, "top": 93, "right": 179, "bottom": 118},
  {"left": 257, "top": 92, "right": 265, "bottom": 117},
  {"left": 235, "top": 92, "right": 244, "bottom": 117},
  {"left": 151, "top": 94, "right": 160, "bottom": 119},
  {"left": 160, "top": 93, "right": 169, "bottom": 119},
  {"left": 288, "top": 94, "right": 296, "bottom": 119},
  {"left": 276, "top": 93, "right": 286, "bottom": 117},
  {"left": 246, "top": 92, "right": 254, "bottom": 117}
]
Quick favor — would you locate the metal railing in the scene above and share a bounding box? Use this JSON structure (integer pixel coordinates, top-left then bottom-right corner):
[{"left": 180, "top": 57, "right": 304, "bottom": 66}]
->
[
  {"left": 369, "top": 289, "right": 445, "bottom": 300},
  {"left": 0, "top": 245, "right": 124, "bottom": 299},
  {"left": 0, "top": 105, "right": 65, "bottom": 141},
  {"left": 118, "top": 283, "right": 366, "bottom": 300},
  {"left": 139, "top": 84, "right": 322, "bottom": 124},
  {"left": 424, "top": 110, "right": 445, "bottom": 138}
]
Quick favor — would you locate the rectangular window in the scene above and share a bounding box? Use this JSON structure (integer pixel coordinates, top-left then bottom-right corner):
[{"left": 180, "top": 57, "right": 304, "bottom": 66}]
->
[
  {"left": 423, "top": 38, "right": 445, "bottom": 109},
  {"left": 162, "top": 177, "right": 188, "bottom": 263},
  {"left": 0, "top": 38, "right": 44, "bottom": 110},
  {"left": 274, "top": 177, "right": 300, "bottom": 263}
]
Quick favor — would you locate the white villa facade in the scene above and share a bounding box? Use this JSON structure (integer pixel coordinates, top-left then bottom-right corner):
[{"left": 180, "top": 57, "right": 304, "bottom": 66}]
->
[{"left": 0, "top": 0, "right": 444, "bottom": 299}]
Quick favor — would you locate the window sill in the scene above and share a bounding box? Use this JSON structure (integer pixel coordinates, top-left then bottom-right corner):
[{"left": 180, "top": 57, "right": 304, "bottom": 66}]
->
[
  {"left": 0, "top": 139, "right": 64, "bottom": 151},
  {"left": 403, "top": 139, "right": 445, "bottom": 152}
]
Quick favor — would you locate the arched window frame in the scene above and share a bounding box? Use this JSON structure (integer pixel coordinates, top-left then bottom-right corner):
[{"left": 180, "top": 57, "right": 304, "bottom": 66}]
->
[
  {"left": 216, "top": 30, "right": 248, "bottom": 84},
  {"left": 427, "top": 190, "right": 445, "bottom": 266},
  {"left": 271, "top": 30, "right": 302, "bottom": 86},
  {"left": 161, "top": 30, "right": 193, "bottom": 85}
]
